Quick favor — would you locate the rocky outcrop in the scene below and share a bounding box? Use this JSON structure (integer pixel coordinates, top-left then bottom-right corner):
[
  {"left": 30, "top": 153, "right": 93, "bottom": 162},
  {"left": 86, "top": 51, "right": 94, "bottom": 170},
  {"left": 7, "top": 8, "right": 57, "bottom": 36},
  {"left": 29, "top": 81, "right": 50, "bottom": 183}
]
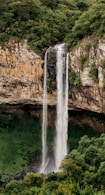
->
[
  {"left": 69, "top": 37, "right": 105, "bottom": 114},
  {"left": 0, "top": 40, "right": 43, "bottom": 104}
]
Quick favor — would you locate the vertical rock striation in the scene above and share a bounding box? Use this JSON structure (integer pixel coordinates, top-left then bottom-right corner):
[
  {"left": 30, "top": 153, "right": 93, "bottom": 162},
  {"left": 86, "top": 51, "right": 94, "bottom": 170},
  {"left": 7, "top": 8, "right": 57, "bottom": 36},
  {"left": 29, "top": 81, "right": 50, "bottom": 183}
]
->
[
  {"left": 69, "top": 38, "right": 105, "bottom": 114},
  {"left": 1, "top": 38, "right": 105, "bottom": 115},
  {"left": 0, "top": 40, "right": 43, "bottom": 104}
]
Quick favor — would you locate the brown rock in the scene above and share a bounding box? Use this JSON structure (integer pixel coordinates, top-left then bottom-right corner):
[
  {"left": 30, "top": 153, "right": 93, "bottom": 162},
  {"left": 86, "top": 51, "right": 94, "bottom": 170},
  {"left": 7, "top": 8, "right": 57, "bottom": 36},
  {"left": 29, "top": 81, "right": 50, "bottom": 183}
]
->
[
  {"left": 69, "top": 38, "right": 105, "bottom": 114},
  {"left": 0, "top": 40, "right": 43, "bottom": 104}
]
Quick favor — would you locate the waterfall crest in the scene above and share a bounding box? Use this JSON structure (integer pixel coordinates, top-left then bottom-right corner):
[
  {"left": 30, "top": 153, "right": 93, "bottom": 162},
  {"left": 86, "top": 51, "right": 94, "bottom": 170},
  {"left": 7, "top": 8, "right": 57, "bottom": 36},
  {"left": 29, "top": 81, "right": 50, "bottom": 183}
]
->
[{"left": 54, "top": 44, "right": 68, "bottom": 171}]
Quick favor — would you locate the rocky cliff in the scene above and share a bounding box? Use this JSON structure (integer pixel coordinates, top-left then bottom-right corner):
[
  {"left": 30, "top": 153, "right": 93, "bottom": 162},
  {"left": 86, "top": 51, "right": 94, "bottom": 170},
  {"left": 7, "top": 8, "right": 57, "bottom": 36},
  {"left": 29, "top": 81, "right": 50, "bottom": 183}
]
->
[
  {"left": 69, "top": 37, "right": 105, "bottom": 114},
  {"left": 1, "top": 38, "right": 105, "bottom": 114},
  {"left": 0, "top": 40, "right": 43, "bottom": 104}
]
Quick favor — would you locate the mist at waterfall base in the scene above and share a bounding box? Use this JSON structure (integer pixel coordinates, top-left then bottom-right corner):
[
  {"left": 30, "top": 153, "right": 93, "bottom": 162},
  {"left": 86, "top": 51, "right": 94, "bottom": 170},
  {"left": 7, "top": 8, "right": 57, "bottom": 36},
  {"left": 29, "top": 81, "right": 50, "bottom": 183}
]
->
[{"left": 40, "top": 44, "right": 69, "bottom": 174}]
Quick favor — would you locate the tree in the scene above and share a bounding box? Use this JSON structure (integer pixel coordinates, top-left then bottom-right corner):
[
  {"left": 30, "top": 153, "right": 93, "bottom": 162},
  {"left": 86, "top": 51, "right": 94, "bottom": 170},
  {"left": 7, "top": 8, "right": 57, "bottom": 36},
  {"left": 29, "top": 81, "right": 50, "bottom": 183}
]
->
[{"left": 40, "top": 0, "right": 60, "bottom": 9}]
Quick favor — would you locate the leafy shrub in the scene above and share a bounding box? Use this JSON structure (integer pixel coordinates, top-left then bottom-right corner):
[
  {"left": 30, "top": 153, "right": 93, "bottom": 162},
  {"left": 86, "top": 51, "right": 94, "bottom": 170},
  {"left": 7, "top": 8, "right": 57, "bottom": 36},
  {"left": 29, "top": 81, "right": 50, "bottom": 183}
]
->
[
  {"left": 79, "top": 54, "right": 87, "bottom": 65},
  {"left": 89, "top": 63, "right": 98, "bottom": 83},
  {"left": 23, "top": 172, "right": 43, "bottom": 187},
  {"left": 77, "top": 1, "right": 89, "bottom": 11},
  {"left": 70, "top": 71, "right": 82, "bottom": 88},
  {"left": 5, "top": 180, "right": 22, "bottom": 193},
  {"left": 79, "top": 54, "right": 87, "bottom": 70}
]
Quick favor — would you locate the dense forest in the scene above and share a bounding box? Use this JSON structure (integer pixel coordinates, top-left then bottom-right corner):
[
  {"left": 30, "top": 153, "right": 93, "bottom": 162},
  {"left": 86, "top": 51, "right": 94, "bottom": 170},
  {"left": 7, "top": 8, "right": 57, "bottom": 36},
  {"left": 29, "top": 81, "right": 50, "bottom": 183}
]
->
[
  {"left": 0, "top": 0, "right": 105, "bottom": 55},
  {"left": 1, "top": 0, "right": 105, "bottom": 194},
  {"left": 1, "top": 134, "right": 105, "bottom": 194}
]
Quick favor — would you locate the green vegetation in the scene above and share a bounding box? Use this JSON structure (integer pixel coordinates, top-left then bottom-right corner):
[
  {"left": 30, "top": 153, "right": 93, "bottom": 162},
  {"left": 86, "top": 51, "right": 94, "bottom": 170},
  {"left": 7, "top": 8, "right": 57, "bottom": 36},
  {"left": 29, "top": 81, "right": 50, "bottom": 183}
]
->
[
  {"left": 89, "top": 63, "right": 99, "bottom": 83},
  {"left": 1, "top": 1, "right": 105, "bottom": 192},
  {"left": 101, "top": 59, "right": 105, "bottom": 69},
  {"left": 69, "top": 70, "right": 82, "bottom": 88},
  {"left": 0, "top": 108, "right": 99, "bottom": 182},
  {"left": 79, "top": 54, "right": 87, "bottom": 65},
  {"left": 68, "top": 122, "right": 99, "bottom": 151},
  {"left": 0, "top": 0, "right": 105, "bottom": 55},
  {"left": 69, "top": 70, "right": 82, "bottom": 97},
  {"left": 61, "top": 134, "right": 105, "bottom": 189},
  {"left": 0, "top": 111, "right": 57, "bottom": 181},
  {"left": 0, "top": 112, "right": 42, "bottom": 180},
  {"left": 79, "top": 54, "right": 87, "bottom": 70},
  {"left": 0, "top": 0, "right": 81, "bottom": 55},
  {"left": 65, "top": 0, "right": 105, "bottom": 50},
  {"left": 99, "top": 59, "right": 105, "bottom": 89},
  {"left": 1, "top": 134, "right": 105, "bottom": 194}
]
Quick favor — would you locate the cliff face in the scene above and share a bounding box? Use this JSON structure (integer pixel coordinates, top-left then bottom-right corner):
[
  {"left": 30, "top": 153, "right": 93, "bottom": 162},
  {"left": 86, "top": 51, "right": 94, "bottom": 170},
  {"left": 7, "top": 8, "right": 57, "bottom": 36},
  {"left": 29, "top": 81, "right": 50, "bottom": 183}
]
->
[
  {"left": 69, "top": 38, "right": 105, "bottom": 114},
  {"left": 1, "top": 38, "right": 105, "bottom": 114},
  {"left": 0, "top": 40, "right": 43, "bottom": 104}
]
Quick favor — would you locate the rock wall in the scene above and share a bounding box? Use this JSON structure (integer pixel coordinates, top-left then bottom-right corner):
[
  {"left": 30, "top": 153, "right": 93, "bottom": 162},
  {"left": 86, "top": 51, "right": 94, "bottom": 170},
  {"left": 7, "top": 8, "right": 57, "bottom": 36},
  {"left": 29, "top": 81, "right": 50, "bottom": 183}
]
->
[
  {"left": 69, "top": 37, "right": 105, "bottom": 114},
  {"left": 0, "top": 40, "right": 43, "bottom": 104},
  {"left": 1, "top": 38, "right": 105, "bottom": 115}
]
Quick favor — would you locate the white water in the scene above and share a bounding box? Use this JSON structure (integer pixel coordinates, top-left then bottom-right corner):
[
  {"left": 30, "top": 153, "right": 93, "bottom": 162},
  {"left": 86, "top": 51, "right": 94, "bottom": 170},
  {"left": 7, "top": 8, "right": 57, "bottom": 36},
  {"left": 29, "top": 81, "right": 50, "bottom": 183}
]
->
[
  {"left": 40, "top": 50, "right": 48, "bottom": 174},
  {"left": 54, "top": 44, "right": 69, "bottom": 171},
  {"left": 63, "top": 53, "right": 69, "bottom": 157},
  {"left": 40, "top": 44, "right": 69, "bottom": 174}
]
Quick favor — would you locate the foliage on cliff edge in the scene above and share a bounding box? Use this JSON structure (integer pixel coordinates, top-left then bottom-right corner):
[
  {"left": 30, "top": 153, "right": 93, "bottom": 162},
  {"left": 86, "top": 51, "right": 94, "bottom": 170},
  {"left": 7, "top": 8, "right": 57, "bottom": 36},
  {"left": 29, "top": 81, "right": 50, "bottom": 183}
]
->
[{"left": 0, "top": 0, "right": 105, "bottom": 55}]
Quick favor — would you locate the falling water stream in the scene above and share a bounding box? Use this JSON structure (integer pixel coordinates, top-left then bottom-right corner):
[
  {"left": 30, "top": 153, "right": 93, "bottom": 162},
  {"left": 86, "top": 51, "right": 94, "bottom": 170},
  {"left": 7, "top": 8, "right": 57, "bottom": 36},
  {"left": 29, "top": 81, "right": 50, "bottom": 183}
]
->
[
  {"left": 40, "top": 50, "right": 48, "bottom": 174},
  {"left": 40, "top": 44, "right": 69, "bottom": 174},
  {"left": 54, "top": 44, "right": 68, "bottom": 171}
]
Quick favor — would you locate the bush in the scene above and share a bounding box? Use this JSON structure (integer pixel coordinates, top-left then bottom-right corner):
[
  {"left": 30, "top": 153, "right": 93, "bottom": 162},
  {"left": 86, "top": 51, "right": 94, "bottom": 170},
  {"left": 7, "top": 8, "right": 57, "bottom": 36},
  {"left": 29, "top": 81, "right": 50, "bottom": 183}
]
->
[
  {"left": 70, "top": 71, "right": 82, "bottom": 88},
  {"left": 89, "top": 63, "right": 99, "bottom": 83},
  {"left": 79, "top": 54, "right": 87, "bottom": 65},
  {"left": 23, "top": 173, "right": 43, "bottom": 187},
  {"left": 5, "top": 180, "right": 22, "bottom": 193}
]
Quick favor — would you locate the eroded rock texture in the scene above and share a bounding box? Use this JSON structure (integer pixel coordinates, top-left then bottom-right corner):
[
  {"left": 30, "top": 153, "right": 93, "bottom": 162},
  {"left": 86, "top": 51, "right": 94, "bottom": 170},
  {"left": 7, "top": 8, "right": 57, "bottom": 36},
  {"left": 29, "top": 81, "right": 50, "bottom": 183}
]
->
[
  {"left": 0, "top": 40, "right": 43, "bottom": 104},
  {"left": 69, "top": 38, "right": 105, "bottom": 114},
  {"left": 1, "top": 38, "right": 105, "bottom": 115}
]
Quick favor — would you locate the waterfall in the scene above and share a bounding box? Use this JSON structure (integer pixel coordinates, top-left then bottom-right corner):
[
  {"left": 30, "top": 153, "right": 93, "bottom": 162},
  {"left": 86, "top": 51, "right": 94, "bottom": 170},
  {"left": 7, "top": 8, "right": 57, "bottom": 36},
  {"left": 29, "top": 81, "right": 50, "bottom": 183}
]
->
[
  {"left": 54, "top": 44, "right": 68, "bottom": 171},
  {"left": 40, "top": 44, "right": 69, "bottom": 174},
  {"left": 40, "top": 50, "right": 48, "bottom": 174},
  {"left": 63, "top": 53, "right": 69, "bottom": 157}
]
